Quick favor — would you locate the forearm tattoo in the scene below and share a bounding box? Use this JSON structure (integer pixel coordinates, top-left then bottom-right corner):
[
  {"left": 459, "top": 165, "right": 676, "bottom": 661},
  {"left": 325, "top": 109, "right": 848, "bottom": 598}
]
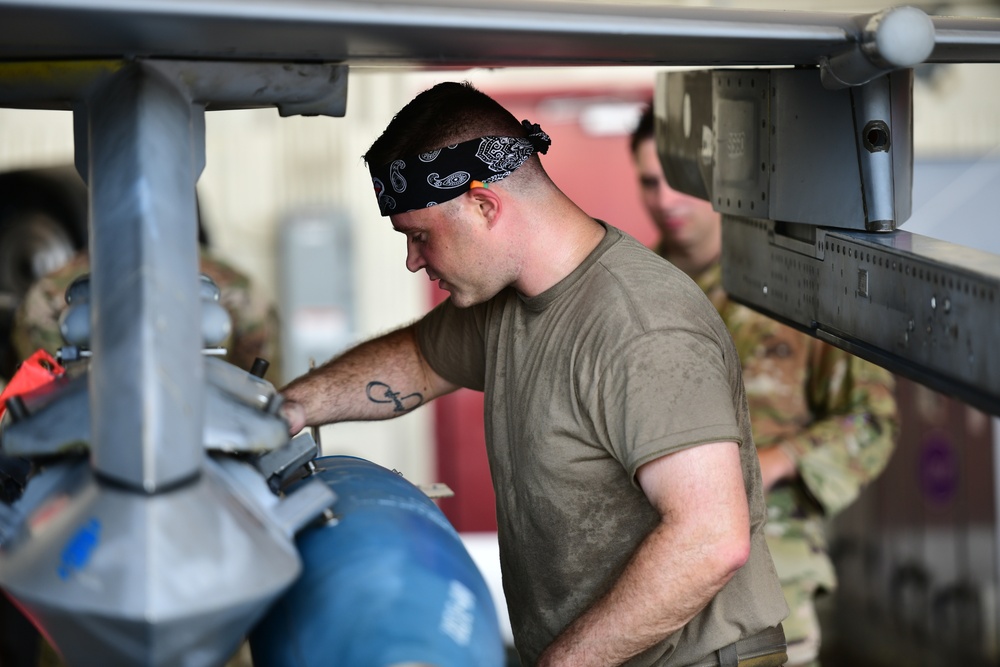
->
[{"left": 366, "top": 381, "right": 424, "bottom": 413}]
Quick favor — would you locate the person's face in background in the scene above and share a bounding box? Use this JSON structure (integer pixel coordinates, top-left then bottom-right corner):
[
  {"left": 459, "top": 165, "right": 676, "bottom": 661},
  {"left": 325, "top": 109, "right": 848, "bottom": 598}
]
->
[{"left": 634, "top": 137, "right": 720, "bottom": 256}]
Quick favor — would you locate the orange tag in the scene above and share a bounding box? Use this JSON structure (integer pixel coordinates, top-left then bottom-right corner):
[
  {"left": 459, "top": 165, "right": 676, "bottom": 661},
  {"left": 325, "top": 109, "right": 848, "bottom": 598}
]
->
[{"left": 0, "top": 350, "right": 65, "bottom": 421}]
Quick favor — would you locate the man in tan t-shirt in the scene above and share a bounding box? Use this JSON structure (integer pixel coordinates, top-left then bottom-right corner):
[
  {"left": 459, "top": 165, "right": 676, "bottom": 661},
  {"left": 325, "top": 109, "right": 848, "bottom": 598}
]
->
[{"left": 280, "top": 81, "right": 788, "bottom": 667}]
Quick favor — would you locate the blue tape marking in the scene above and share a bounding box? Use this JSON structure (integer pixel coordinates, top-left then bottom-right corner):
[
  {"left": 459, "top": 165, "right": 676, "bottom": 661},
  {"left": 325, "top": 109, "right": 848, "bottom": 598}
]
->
[{"left": 57, "top": 518, "right": 101, "bottom": 580}]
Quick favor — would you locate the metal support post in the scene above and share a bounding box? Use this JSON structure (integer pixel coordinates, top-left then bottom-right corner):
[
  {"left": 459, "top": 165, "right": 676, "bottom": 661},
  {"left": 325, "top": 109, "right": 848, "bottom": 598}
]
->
[{"left": 84, "top": 61, "right": 204, "bottom": 491}]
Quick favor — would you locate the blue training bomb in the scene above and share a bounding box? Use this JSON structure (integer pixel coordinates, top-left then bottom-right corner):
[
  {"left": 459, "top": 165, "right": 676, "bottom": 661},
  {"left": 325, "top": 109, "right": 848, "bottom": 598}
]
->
[{"left": 249, "top": 456, "right": 505, "bottom": 667}]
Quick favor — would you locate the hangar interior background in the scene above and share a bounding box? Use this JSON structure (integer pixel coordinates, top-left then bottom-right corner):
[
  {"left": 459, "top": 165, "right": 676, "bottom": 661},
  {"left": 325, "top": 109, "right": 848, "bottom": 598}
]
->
[{"left": 0, "top": 0, "right": 999, "bottom": 665}]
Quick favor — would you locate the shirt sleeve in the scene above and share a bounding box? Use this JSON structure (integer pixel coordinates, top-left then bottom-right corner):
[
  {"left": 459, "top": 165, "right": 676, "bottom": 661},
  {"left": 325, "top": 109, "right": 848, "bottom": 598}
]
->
[
  {"left": 598, "top": 328, "right": 744, "bottom": 483},
  {"left": 415, "top": 298, "right": 489, "bottom": 392}
]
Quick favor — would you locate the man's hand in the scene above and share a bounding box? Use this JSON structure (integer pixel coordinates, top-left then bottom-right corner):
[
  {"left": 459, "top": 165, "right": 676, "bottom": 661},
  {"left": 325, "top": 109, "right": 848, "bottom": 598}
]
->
[
  {"left": 757, "top": 445, "right": 797, "bottom": 492},
  {"left": 280, "top": 399, "right": 307, "bottom": 436}
]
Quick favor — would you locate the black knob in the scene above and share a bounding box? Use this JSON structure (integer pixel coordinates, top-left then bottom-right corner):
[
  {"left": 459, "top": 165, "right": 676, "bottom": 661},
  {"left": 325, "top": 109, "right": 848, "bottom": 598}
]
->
[{"left": 250, "top": 357, "right": 270, "bottom": 378}]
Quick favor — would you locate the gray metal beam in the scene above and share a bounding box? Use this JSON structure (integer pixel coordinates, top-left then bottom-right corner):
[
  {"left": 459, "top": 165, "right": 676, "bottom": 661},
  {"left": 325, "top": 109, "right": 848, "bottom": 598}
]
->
[
  {"left": 722, "top": 217, "right": 1000, "bottom": 415},
  {"left": 0, "top": 2, "right": 995, "bottom": 69},
  {"left": 0, "top": 60, "right": 348, "bottom": 115},
  {"left": 84, "top": 61, "right": 203, "bottom": 491}
]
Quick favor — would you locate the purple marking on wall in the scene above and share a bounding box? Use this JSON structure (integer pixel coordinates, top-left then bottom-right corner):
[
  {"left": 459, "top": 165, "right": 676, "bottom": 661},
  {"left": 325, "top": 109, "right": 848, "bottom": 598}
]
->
[{"left": 919, "top": 432, "right": 959, "bottom": 506}]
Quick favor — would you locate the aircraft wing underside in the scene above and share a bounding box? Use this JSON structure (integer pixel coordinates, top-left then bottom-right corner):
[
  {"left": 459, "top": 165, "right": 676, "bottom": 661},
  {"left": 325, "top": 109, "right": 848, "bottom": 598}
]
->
[{"left": 0, "top": 0, "right": 997, "bottom": 67}]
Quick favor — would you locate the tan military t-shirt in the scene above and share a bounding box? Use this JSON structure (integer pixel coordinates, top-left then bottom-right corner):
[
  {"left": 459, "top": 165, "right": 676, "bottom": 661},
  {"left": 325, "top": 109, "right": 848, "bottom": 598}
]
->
[{"left": 417, "top": 223, "right": 786, "bottom": 666}]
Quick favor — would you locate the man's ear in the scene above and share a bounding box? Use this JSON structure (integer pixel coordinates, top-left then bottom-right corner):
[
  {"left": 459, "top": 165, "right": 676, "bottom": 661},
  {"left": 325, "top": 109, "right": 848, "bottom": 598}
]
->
[{"left": 468, "top": 186, "right": 502, "bottom": 228}]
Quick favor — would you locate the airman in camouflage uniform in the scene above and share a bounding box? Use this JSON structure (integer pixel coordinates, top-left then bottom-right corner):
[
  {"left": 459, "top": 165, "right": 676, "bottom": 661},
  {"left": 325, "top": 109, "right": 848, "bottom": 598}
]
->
[
  {"left": 11, "top": 250, "right": 282, "bottom": 385},
  {"left": 632, "top": 106, "right": 898, "bottom": 667}
]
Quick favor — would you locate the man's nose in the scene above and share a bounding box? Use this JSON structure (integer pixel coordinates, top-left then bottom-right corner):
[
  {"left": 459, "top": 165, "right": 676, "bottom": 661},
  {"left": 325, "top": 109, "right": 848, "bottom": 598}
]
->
[
  {"left": 405, "top": 241, "right": 425, "bottom": 273},
  {"left": 658, "top": 180, "right": 685, "bottom": 207}
]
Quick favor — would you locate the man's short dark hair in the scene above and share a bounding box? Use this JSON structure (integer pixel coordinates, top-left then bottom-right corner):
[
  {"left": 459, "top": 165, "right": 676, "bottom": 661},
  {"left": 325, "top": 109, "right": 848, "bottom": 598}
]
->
[
  {"left": 630, "top": 103, "right": 655, "bottom": 156},
  {"left": 364, "top": 81, "right": 526, "bottom": 168}
]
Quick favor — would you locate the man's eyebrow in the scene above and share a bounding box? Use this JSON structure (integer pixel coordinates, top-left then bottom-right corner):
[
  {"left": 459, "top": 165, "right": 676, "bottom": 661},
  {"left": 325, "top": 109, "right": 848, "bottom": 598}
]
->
[{"left": 391, "top": 221, "right": 417, "bottom": 233}]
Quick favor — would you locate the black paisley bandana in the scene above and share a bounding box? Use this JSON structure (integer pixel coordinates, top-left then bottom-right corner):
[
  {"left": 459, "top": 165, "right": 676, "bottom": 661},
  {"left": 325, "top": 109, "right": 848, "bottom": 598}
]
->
[{"left": 369, "top": 120, "right": 551, "bottom": 216}]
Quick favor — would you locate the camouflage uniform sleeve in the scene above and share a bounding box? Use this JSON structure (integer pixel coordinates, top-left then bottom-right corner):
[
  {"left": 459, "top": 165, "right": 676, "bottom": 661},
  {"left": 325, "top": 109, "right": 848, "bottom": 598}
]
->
[
  {"left": 223, "top": 283, "right": 283, "bottom": 386},
  {"left": 778, "top": 343, "right": 900, "bottom": 517},
  {"left": 11, "top": 255, "right": 91, "bottom": 362},
  {"left": 202, "top": 255, "right": 283, "bottom": 386}
]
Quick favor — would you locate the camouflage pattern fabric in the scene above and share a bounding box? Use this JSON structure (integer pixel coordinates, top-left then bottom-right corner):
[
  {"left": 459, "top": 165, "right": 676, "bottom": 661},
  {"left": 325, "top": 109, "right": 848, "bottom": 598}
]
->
[
  {"left": 11, "top": 251, "right": 282, "bottom": 385},
  {"left": 781, "top": 580, "right": 821, "bottom": 667},
  {"left": 689, "top": 260, "right": 899, "bottom": 663}
]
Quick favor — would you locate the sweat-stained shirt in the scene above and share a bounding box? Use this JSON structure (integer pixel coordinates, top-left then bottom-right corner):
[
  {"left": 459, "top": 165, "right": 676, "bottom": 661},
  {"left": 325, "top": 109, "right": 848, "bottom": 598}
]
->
[{"left": 417, "top": 223, "right": 787, "bottom": 666}]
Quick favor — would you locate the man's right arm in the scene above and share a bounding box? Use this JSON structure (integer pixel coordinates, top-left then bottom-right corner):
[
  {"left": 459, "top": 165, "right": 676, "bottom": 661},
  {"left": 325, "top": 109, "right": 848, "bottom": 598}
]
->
[{"left": 279, "top": 323, "right": 458, "bottom": 434}]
